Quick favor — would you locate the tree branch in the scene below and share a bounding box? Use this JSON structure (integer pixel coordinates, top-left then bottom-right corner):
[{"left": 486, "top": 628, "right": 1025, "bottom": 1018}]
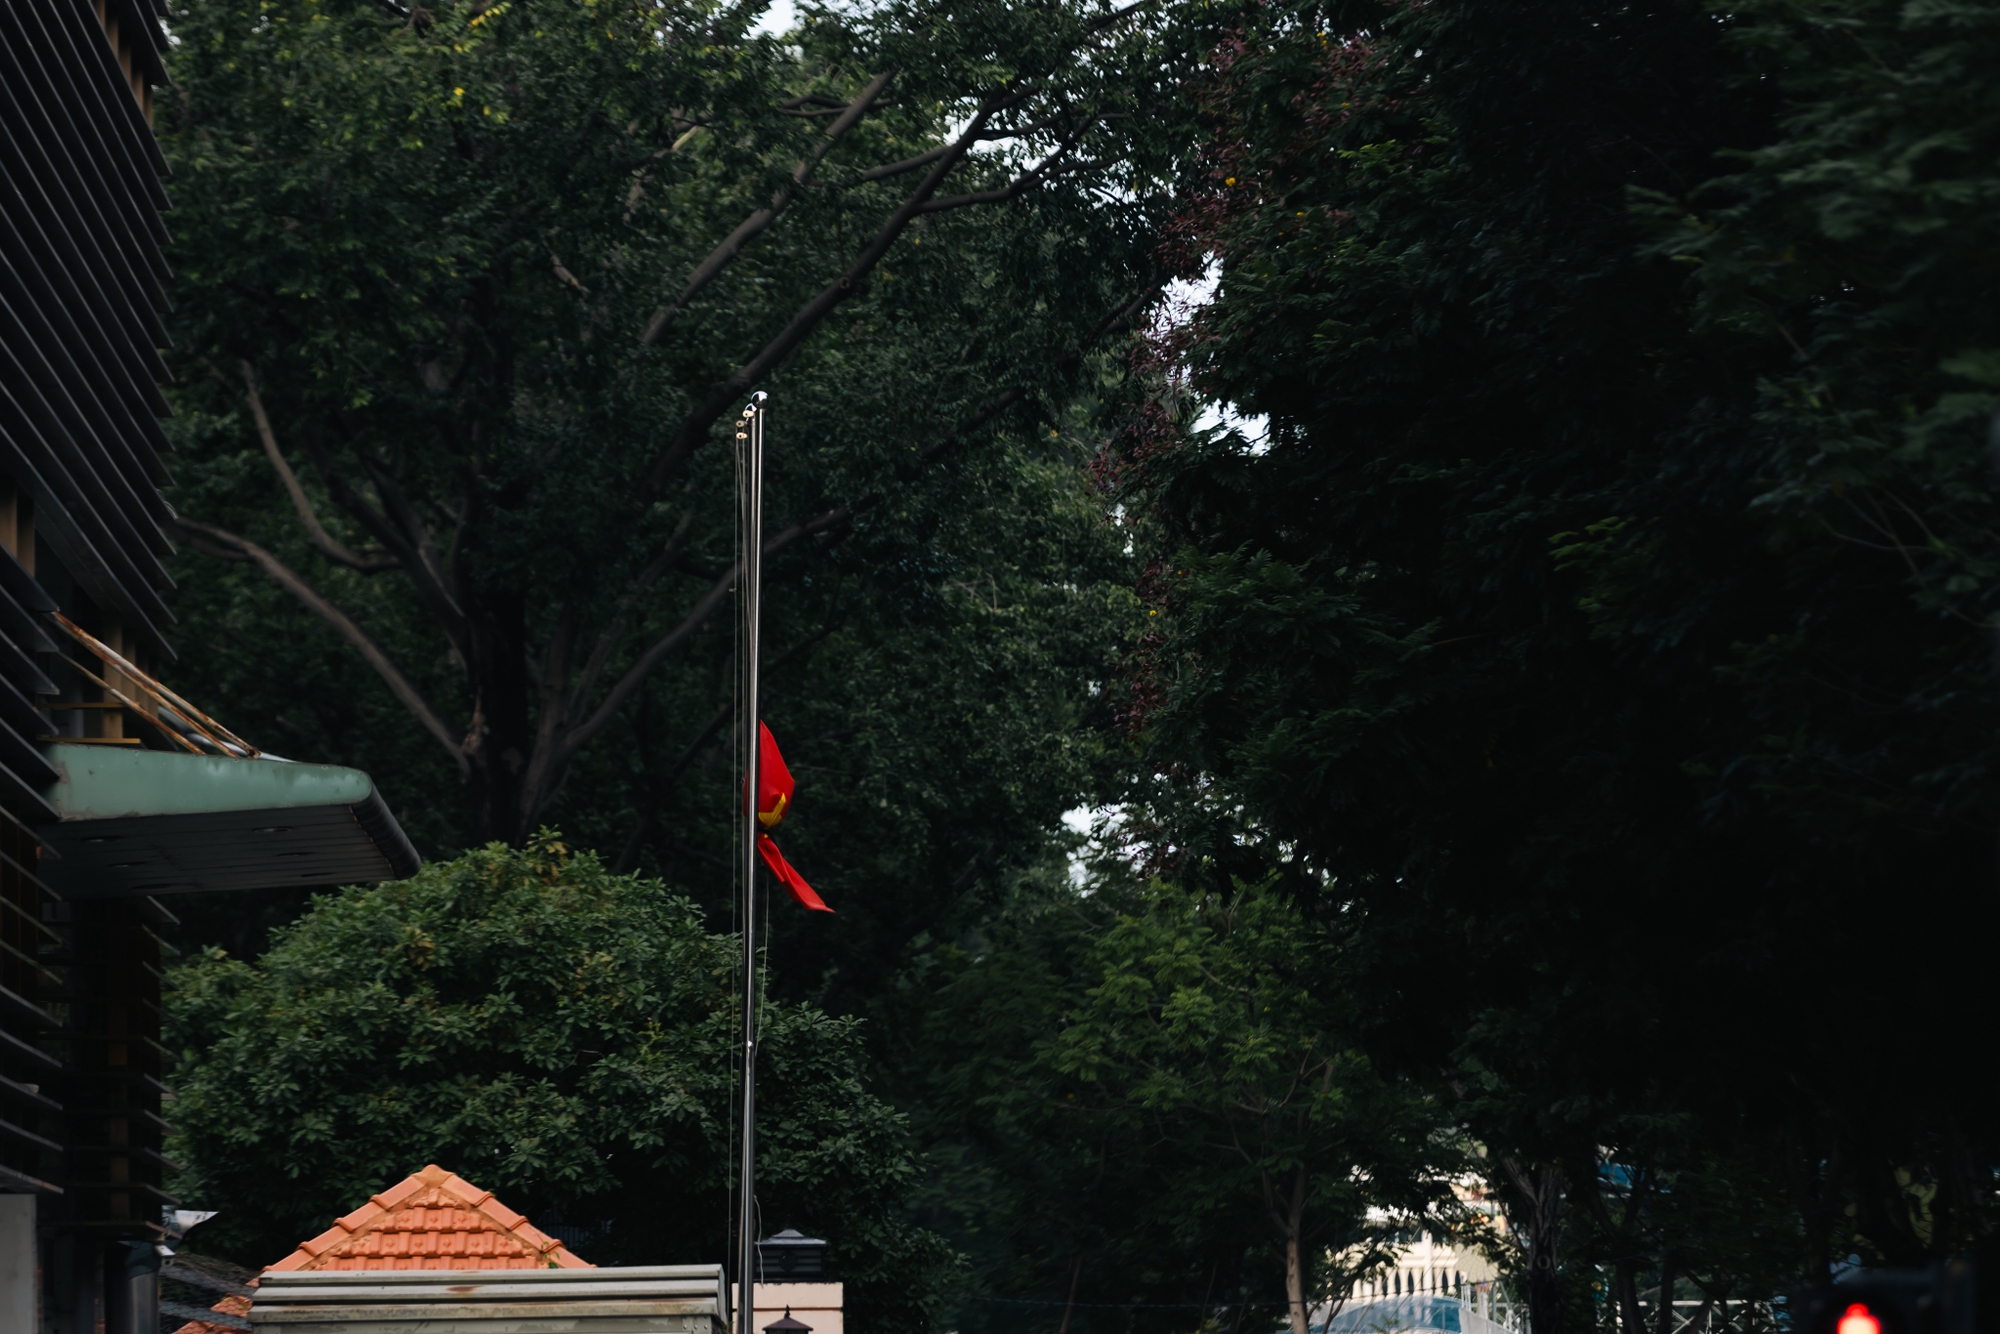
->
[
  {"left": 639, "top": 91, "right": 1016, "bottom": 498},
  {"left": 635, "top": 2, "right": 1157, "bottom": 493},
  {"left": 885, "top": 280, "right": 1156, "bottom": 481},
  {"left": 301, "top": 428, "right": 396, "bottom": 542},
  {"left": 855, "top": 143, "right": 953, "bottom": 182},
  {"left": 561, "top": 505, "right": 848, "bottom": 761},
  {"left": 304, "top": 431, "right": 470, "bottom": 654},
  {"left": 640, "top": 71, "right": 896, "bottom": 346},
  {"left": 609, "top": 620, "right": 835, "bottom": 870},
  {"left": 355, "top": 447, "right": 464, "bottom": 622},
  {"left": 232, "top": 361, "right": 400, "bottom": 572},
  {"left": 566, "top": 506, "right": 698, "bottom": 721},
  {"left": 917, "top": 149, "right": 1115, "bottom": 214},
  {"left": 526, "top": 604, "right": 580, "bottom": 813},
  {"left": 171, "top": 516, "right": 468, "bottom": 774},
  {"left": 513, "top": 508, "right": 699, "bottom": 824}
]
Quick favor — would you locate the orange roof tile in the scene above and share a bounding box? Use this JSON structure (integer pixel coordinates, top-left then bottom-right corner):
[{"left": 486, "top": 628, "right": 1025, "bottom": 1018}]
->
[
  {"left": 171, "top": 1291, "right": 252, "bottom": 1334},
  {"left": 266, "top": 1164, "right": 595, "bottom": 1272}
]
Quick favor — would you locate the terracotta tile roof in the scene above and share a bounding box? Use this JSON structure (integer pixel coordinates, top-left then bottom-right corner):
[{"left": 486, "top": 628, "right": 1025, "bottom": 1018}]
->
[
  {"left": 266, "top": 1164, "right": 594, "bottom": 1272},
  {"left": 171, "top": 1291, "right": 251, "bottom": 1334}
]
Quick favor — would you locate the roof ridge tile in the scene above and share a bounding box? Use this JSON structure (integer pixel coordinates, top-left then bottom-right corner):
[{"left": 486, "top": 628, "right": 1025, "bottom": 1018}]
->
[{"left": 262, "top": 1166, "right": 595, "bottom": 1272}]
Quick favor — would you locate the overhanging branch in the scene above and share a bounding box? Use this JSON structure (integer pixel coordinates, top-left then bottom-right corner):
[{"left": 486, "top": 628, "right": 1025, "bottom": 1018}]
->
[
  {"left": 171, "top": 515, "right": 469, "bottom": 774},
  {"left": 640, "top": 71, "right": 896, "bottom": 346},
  {"left": 918, "top": 144, "right": 1114, "bottom": 215},
  {"left": 639, "top": 91, "right": 1015, "bottom": 498},
  {"left": 855, "top": 143, "right": 953, "bottom": 182},
  {"left": 304, "top": 432, "right": 470, "bottom": 654},
  {"left": 560, "top": 504, "right": 849, "bottom": 760},
  {"left": 222, "top": 360, "right": 399, "bottom": 572}
]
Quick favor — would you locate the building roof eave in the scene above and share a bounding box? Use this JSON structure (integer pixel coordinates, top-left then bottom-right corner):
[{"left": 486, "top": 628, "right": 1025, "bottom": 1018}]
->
[{"left": 37, "top": 743, "right": 421, "bottom": 897}]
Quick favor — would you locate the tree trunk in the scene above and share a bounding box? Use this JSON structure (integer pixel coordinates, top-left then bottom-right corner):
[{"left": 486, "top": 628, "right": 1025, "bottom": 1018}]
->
[
  {"left": 1286, "top": 1166, "right": 1309, "bottom": 1334},
  {"left": 1527, "top": 1176, "right": 1564, "bottom": 1334},
  {"left": 1057, "top": 1257, "right": 1082, "bottom": 1334},
  {"left": 1780, "top": 1132, "right": 1835, "bottom": 1284},
  {"left": 1613, "top": 1264, "right": 1642, "bottom": 1334},
  {"left": 1502, "top": 1158, "right": 1565, "bottom": 1334},
  {"left": 466, "top": 588, "right": 533, "bottom": 844}
]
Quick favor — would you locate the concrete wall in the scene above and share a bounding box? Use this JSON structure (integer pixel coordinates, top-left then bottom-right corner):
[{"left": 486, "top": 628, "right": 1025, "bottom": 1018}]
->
[
  {"left": 734, "top": 1281, "right": 845, "bottom": 1334},
  {"left": 0, "top": 1195, "right": 32, "bottom": 1330}
]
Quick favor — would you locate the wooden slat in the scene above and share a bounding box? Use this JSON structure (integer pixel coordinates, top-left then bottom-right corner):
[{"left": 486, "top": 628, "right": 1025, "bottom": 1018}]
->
[
  {"left": 0, "top": 223, "right": 175, "bottom": 536},
  {"left": 0, "top": 290, "right": 174, "bottom": 582},
  {"left": 0, "top": 28, "right": 168, "bottom": 366}
]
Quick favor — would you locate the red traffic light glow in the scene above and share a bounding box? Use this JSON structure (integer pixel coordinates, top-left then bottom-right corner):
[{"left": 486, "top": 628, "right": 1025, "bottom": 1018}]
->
[{"left": 1837, "top": 1304, "right": 1882, "bottom": 1334}]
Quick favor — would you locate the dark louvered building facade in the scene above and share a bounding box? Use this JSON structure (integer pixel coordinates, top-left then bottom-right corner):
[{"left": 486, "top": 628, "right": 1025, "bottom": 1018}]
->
[{"left": 0, "top": 4, "right": 421, "bottom": 1327}]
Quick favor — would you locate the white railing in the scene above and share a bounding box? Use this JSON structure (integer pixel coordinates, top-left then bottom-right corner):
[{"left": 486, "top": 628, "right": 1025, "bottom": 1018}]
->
[
  {"left": 1641, "top": 1299, "right": 1778, "bottom": 1334},
  {"left": 1310, "top": 1295, "right": 1775, "bottom": 1334},
  {"left": 1314, "top": 1293, "right": 1526, "bottom": 1334}
]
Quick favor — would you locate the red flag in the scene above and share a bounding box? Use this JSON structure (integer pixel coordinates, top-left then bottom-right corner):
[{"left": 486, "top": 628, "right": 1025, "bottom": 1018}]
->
[
  {"left": 751, "top": 722, "right": 832, "bottom": 913},
  {"left": 756, "top": 721, "right": 793, "bottom": 829},
  {"left": 758, "top": 834, "right": 831, "bottom": 913}
]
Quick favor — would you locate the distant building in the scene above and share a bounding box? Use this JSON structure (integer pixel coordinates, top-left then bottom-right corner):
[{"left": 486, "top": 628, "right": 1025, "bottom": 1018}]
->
[
  {"left": 1349, "top": 1228, "right": 1500, "bottom": 1302},
  {"left": 1321, "top": 1187, "right": 1523, "bottom": 1334}
]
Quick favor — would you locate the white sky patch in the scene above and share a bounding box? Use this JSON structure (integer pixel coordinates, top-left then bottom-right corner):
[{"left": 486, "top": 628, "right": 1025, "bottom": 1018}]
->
[
  {"left": 1161, "top": 261, "right": 1220, "bottom": 316},
  {"left": 1062, "top": 805, "right": 1131, "bottom": 888},
  {"left": 1195, "top": 401, "right": 1271, "bottom": 453},
  {"left": 1152, "top": 257, "right": 1219, "bottom": 337},
  {"left": 943, "top": 109, "right": 973, "bottom": 143},
  {"left": 1063, "top": 805, "right": 1094, "bottom": 886},
  {"left": 749, "top": 0, "right": 796, "bottom": 37},
  {"left": 1158, "top": 259, "right": 1271, "bottom": 454}
]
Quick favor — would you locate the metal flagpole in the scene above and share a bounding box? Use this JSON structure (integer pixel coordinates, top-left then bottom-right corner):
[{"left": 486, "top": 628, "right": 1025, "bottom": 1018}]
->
[{"left": 736, "top": 392, "right": 767, "bottom": 1334}]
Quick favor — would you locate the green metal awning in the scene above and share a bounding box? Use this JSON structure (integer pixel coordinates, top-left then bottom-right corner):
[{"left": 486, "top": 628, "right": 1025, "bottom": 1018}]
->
[{"left": 37, "top": 744, "right": 423, "bottom": 899}]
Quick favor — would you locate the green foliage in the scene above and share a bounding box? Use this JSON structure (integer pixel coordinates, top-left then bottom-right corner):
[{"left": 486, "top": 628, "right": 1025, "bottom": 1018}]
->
[
  {"left": 1651, "top": 0, "right": 2000, "bottom": 823},
  {"left": 154, "top": 0, "right": 1177, "bottom": 830},
  {"left": 167, "top": 836, "right": 954, "bottom": 1333},
  {"left": 152, "top": 0, "right": 2000, "bottom": 1323},
  {"left": 916, "top": 871, "right": 1457, "bottom": 1334},
  {"left": 1108, "top": 0, "right": 2000, "bottom": 1317},
  {"left": 156, "top": 0, "right": 1168, "bottom": 1036}
]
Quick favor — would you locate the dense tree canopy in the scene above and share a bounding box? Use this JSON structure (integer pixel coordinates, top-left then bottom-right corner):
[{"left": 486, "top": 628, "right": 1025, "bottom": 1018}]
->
[
  {"left": 154, "top": 0, "right": 1186, "bottom": 841},
  {"left": 1109, "top": 0, "right": 2000, "bottom": 1327},
  {"left": 157, "top": 0, "right": 1186, "bottom": 1025},
  {"left": 916, "top": 872, "right": 1459, "bottom": 1334},
  {"left": 154, "top": 0, "right": 2000, "bottom": 1329},
  {"left": 168, "top": 837, "right": 953, "bottom": 1333}
]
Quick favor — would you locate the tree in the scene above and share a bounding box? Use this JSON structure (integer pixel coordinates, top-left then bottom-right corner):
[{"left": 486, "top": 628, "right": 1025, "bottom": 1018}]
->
[
  {"left": 1104, "top": 0, "right": 2000, "bottom": 1326},
  {"left": 157, "top": 0, "right": 1192, "bottom": 851},
  {"left": 167, "top": 835, "right": 954, "bottom": 1334},
  {"left": 919, "top": 871, "right": 1457, "bottom": 1334},
  {"left": 1051, "top": 879, "right": 1458, "bottom": 1334}
]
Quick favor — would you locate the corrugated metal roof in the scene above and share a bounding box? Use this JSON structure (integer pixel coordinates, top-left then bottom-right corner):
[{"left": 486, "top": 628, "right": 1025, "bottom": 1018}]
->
[{"left": 251, "top": 1267, "right": 728, "bottom": 1331}]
